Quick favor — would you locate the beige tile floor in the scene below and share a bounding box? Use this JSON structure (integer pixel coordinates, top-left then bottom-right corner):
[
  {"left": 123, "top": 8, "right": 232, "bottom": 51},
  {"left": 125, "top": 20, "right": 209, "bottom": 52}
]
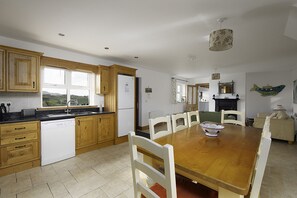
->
[{"left": 0, "top": 140, "right": 296, "bottom": 198}]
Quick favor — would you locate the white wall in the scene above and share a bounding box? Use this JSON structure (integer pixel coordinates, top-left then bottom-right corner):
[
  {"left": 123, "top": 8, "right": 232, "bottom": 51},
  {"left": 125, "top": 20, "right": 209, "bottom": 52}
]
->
[
  {"left": 0, "top": 35, "right": 113, "bottom": 112},
  {"left": 136, "top": 67, "right": 185, "bottom": 127},
  {"left": 246, "top": 71, "right": 293, "bottom": 118}
]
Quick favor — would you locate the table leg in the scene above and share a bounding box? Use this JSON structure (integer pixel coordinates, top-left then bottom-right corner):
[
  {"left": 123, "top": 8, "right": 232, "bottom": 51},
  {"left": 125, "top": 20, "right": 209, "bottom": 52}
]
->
[{"left": 219, "top": 187, "right": 244, "bottom": 198}]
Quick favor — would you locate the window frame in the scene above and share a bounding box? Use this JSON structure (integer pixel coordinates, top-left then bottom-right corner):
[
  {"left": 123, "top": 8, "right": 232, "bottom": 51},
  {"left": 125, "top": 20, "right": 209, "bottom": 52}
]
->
[
  {"left": 176, "top": 80, "right": 187, "bottom": 103},
  {"left": 41, "top": 66, "right": 95, "bottom": 108}
]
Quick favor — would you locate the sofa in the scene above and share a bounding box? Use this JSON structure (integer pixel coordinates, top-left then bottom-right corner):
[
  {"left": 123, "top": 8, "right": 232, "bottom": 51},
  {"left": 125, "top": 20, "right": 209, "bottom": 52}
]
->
[{"left": 253, "top": 113, "right": 295, "bottom": 144}]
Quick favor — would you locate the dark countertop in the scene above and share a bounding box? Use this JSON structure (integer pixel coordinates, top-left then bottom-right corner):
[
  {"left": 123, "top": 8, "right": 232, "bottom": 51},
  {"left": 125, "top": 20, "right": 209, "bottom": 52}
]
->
[{"left": 0, "top": 109, "right": 115, "bottom": 124}]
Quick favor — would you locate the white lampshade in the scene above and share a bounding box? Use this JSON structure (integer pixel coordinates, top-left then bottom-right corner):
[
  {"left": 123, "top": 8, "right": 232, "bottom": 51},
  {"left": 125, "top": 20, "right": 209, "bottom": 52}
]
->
[{"left": 209, "top": 29, "right": 233, "bottom": 51}]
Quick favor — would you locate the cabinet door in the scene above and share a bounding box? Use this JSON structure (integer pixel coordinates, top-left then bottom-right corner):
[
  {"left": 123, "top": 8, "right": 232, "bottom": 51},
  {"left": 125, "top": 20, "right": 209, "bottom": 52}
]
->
[
  {"left": 7, "top": 50, "right": 39, "bottom": 92},
  {"left": 96, "top": 66, "right": 109, "bottom": 94},
  {"left": 0, "top": 49, "right": 4, "bottom": 91},
  {"left": 101, "top": 68, "right": 109, "bottom": 94},
  {"left": 98, "top": 114, "right": 114, "bottom": 143},
  {"left": 76, "top": 116, "right": 97, "bottom": 149}
]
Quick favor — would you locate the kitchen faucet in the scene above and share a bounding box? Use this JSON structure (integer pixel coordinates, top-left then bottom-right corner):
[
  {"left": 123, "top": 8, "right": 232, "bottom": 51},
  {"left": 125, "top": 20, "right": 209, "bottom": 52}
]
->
[{"left": 65, "top": 99, "right": 77, "bottom": 114}]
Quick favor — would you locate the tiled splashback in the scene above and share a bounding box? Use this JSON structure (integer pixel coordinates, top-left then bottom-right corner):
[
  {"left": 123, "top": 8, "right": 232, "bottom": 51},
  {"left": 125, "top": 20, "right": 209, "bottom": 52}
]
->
[{"left": 0, "top": 92, "right": 103, "bottom": 113}]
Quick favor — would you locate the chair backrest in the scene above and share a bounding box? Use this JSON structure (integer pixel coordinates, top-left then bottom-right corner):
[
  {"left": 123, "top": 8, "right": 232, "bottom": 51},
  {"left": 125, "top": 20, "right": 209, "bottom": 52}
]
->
[
  {"left": 250, "top": 132, "right": 271, "bottom": 198},
  {"left": 187, "top": 111, "right": 200, "bottom": 127},
  {"left": 221, "top": 110, "right": 245, "bottom": 126},
  {"left": 262, "top": 116, "right": 272, "bottom": 138},
  {"left": 171, "top": 113, "right": 188, "bottom": 133},
  {"left": 149, "top": 116, "right": 172, "bottom": 140},
  {"left": 128, "top": 132, "right": 177, "bottom": 198}
]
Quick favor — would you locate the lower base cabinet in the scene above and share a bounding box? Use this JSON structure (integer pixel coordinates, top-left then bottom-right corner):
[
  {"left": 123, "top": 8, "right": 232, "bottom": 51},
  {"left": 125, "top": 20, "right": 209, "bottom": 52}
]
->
[
  {"left": 1, "top": 141, "right": 39, "bottom": 166},
  {"left": 98, "top": 114, "right": 114, "bottom": 143},
  {"left": 76, "top": 116, "right": 98, "bottom": 149},
  {"left": 75, "top": 113, "right": 115, "bottom": 154},
  {"left": 0, "top": 121, "right": 40, "bottom": 176}
]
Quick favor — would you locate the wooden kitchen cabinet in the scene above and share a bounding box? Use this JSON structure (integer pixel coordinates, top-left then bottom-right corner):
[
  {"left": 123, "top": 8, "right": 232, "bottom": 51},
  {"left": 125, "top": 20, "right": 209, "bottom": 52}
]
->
[
  {"left": 0, "top": 121, "right": 40, "bottom": 174},
  {"left": 0, "top": 45, "right": 42, "bottom": 93},
  {"left": 0, "top": 49, "right": 4, "bottom": 91},
  {"left": 1, "top": 141, "right": 39, "bottom": 167},
  {"left": 96, "top": 65, "right": 109, "bottom": 94},
  {"left": 98, "top": 114, "right": 114, "bottom": 143},
  {"left": 76, "top": 116, "right": 97, "bottom": 149}
]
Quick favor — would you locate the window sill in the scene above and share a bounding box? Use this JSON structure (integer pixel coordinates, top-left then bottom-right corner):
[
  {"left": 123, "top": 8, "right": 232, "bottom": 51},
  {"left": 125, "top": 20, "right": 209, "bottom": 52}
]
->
[{"left": 37, "top": 105, "right": 98, "bottom": 111}]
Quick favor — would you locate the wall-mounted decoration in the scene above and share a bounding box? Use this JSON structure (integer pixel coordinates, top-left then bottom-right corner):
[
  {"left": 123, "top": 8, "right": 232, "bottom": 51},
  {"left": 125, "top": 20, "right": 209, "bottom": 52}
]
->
[
  {"left": 294, "top": 80, "right": 297, "bottom": 104},
  {"left": 250, "top": 84, "right": 285, "bottom": 96},
  {"left": 212, "top": 73, "right": 220, "bottom": 80},
  {"left": 218, "top": 81, "right": 234, "bottom": 95}
]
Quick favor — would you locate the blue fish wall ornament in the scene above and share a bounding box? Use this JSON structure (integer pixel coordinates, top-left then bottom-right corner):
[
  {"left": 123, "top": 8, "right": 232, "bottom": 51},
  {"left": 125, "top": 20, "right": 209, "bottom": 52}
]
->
[{"left": 250, "top": 84, "right": 285, "bottom": 96}]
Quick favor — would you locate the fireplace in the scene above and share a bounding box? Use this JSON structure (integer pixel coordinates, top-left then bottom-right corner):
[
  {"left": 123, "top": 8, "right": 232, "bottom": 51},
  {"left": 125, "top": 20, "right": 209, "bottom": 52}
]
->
[{"left": 213, "top": 98, "right": 239, "bottom": 112}]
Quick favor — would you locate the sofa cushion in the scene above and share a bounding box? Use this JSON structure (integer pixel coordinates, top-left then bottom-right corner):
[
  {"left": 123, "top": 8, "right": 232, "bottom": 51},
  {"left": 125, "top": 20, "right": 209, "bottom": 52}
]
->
[{"left": 275, "top": 111, "right": 289, "bottom": 119}]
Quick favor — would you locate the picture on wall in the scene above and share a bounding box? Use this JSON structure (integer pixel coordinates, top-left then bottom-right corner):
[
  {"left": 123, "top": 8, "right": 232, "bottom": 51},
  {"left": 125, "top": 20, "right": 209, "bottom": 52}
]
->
[{"left": 293, "top": 80, "right": 297, "bottom": 104}]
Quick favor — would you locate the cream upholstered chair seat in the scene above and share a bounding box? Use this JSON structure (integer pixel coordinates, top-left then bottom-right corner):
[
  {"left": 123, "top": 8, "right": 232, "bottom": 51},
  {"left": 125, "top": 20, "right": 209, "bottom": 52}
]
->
[
  {"left": 149, "top": 116, "right": 172, "bottom": 140},
  {"left": 171, "top": 113, "right": 188, "bottom": 133},
  {"left": 187, "top": 111, "right": 200, "bottom": 127},
  {"left": 221, "top": 110, "right": 245, "bottom": 126},
  {"left": 128, "top": 132, "right": 217, "bottom": 198}
]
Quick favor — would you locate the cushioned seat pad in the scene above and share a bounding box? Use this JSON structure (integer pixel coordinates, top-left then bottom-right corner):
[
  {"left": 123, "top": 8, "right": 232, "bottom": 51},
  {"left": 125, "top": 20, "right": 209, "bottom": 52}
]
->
[{"left": 142, "top": 178, "right": 218, "bottom": 198}]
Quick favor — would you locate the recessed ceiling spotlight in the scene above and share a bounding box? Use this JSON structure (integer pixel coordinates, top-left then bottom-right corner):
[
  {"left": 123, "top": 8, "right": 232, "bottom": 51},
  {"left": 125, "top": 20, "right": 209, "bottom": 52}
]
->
[
  {"left": 134, "top": 56, "right": 139, "bottom": 59},
  {"left": 58, "top": 33, "right": 65, "bottom": 37},
  {"left": 104, "top": 47, "right": 109, "bottom": 50}
]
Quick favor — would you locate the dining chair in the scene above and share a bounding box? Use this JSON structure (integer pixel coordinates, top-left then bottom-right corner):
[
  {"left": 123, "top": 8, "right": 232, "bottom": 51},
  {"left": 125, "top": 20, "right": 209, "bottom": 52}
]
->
[
  {"left": 187, "top": 111, "right": 200, "bottom": 127},
  {"left": 262, "top": 116, "right": 272, "bottom": 138},
  {"left": 128, "top": 132, "right": 218, "bottom": 198},
  {"left": 250, "top": 131, "right": 271, "bottom": 198},
  {"left": 221, "top": 110, "right": 245, "bottom": 126},
  {"left": 171, "top": 113, "right": 188, "bottom": 133},
  {"left": 149, "top": 116, "right": 172, "bottom": 140}
]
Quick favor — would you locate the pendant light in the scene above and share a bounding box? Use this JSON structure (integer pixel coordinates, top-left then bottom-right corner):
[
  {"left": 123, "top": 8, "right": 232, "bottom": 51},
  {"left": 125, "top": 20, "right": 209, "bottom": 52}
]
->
[{"left": 209, "top": 18, "right": 233, "bottom": 51}]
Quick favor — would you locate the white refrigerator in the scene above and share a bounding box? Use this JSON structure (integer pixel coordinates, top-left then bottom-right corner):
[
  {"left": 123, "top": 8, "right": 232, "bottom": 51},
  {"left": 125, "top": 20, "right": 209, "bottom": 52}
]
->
[{"left": 117, "top": 74, "right": 135, "bottom": 137}]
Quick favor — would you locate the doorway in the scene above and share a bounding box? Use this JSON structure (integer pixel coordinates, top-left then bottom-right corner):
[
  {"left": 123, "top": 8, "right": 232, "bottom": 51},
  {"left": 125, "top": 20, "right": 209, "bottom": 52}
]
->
[{"left": 197, "top": 83, "right": 210, "bottom": 111}]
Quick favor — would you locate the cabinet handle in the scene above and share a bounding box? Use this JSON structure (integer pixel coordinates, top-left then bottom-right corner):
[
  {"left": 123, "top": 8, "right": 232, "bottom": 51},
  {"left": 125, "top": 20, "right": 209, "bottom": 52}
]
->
[
  {"left": 78, "top": 120, "right": 80, "bottom": 126},
  {"left": 15, "top": 127, "right": 25, "bottom": 130},
  {"left": 33, "top": 81, "right": 35, "bottom": 88},
  {"left": 99, "top": 118, "right": 101, "bottom": 123},
  {"left": 103, "top": 86, "right": 105, "bottom": 91},
  {"left": 15, "top": 137, "right": 26, "bottom": 140},
  {"left": 15, "top": 145, "right": 26, "bottom": 149}
]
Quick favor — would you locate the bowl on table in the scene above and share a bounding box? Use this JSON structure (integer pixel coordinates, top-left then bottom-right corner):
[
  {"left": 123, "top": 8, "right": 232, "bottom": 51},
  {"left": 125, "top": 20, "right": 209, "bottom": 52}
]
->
[{"left": 200, "top": 122, "right": 224, "bottom": 137}]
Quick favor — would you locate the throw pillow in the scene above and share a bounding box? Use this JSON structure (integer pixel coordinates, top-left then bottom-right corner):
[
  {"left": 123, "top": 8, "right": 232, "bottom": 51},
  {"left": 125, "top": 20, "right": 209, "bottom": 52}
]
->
[{"left": 276, "top": 111, "right": 289, "bottom": 119}]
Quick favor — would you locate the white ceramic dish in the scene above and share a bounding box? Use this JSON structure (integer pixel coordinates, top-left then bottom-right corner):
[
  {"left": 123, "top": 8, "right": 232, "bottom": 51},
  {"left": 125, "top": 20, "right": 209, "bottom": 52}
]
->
[{"left": 200, "top": 122, "right": 224, "bottom": 137}]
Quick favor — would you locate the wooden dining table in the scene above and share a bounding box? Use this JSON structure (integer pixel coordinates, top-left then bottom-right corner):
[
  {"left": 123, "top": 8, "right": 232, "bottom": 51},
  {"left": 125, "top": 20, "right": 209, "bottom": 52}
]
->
[{"left": 143, "top": 124, "right": 262, "bottom": 198}]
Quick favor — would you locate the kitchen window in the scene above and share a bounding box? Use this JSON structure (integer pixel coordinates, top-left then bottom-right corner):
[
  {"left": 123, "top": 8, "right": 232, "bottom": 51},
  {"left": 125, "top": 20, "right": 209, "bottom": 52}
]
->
[{"left": 41, "top": 66, "right": 94, "bottom": 107}]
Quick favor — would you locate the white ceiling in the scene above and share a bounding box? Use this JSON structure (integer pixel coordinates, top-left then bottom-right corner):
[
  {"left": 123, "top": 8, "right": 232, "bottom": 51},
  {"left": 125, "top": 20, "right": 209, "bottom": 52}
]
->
[{"left": 0, "top": 0, "right": 297, "bottom": 78}]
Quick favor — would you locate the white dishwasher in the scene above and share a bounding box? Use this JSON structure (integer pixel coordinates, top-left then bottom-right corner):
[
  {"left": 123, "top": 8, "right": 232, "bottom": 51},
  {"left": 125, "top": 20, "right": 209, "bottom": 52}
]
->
[{"left": 41, "top": 118, "right": 75, "bottom": 166}]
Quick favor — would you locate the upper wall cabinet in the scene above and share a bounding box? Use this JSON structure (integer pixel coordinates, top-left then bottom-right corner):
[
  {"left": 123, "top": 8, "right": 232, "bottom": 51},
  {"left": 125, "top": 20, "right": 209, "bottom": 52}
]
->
[
  {"left": 0, "top": 45, "right": 42, "bottom": 92},
  {"left": 96, "top": 65, "right": 109, "bottom": 95},
  {"left": 0, "top": 49, "right": 4, "bottom": 91}
]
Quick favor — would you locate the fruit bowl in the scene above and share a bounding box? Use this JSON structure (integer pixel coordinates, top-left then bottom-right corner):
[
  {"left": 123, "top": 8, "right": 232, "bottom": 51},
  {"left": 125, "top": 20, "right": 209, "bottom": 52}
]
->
[{"left": 200, "top": 122, "right": 224, "bottom": 137}]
